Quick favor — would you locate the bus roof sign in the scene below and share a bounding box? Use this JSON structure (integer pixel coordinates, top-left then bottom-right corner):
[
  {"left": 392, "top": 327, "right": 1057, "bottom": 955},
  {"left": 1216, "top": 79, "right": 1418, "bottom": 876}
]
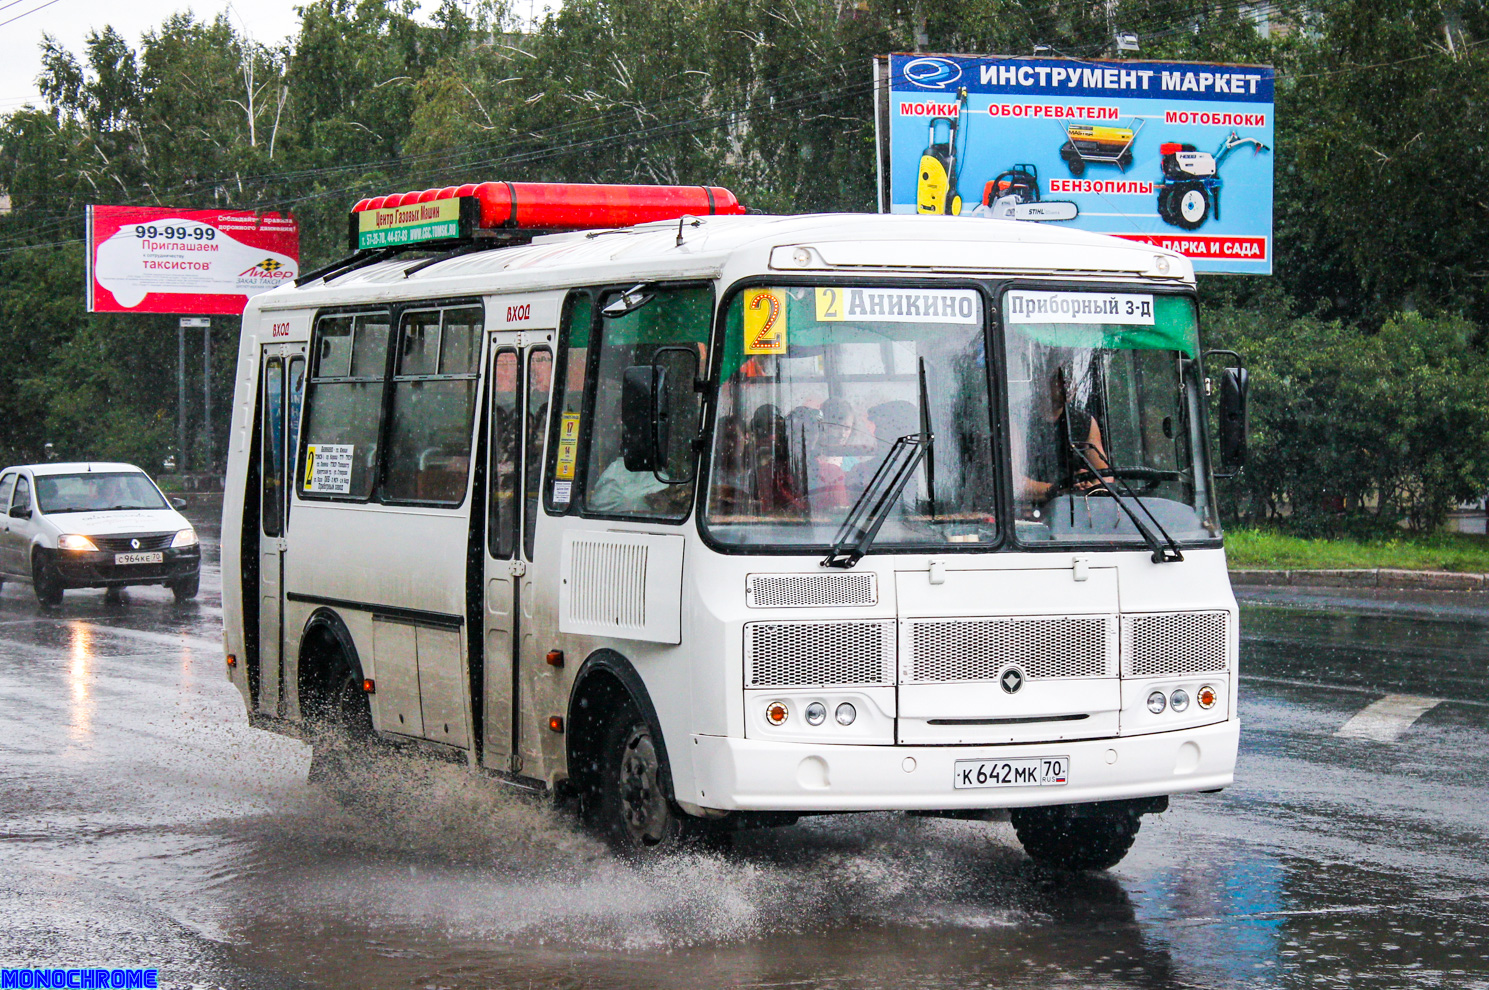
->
[{"left": 348, "top": 181, "right": 745, "bottom": 251}]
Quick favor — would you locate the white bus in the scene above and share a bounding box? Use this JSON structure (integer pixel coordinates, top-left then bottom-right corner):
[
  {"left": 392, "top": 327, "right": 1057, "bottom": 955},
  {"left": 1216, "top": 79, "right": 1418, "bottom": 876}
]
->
[{"left": 222, "top": 181, "right": 1245, "bottom": 869}]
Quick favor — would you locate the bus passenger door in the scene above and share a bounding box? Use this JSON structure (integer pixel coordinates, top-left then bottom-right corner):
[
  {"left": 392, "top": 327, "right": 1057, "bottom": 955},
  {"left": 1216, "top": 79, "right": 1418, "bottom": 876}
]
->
[
  {"left": 482, "top": 340, "right": 523, "bottom": 771},
  {"left": 257, "top": 344, "right": 306, "bottom": 715}
]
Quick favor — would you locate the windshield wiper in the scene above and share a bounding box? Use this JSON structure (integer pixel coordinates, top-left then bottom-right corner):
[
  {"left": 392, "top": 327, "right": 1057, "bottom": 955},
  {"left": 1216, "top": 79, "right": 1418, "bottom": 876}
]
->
[
  {"left": 1068, "top": 441, "right": 1184, "bottom": 564},
  {"left": 822, "top": 432, "right": 931, "bottom": 569}
]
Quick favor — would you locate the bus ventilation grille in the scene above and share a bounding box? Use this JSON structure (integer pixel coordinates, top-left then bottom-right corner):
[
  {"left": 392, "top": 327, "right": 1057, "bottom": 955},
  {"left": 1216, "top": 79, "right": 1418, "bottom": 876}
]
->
[
  {"left": 744, "top": 620, "right": 895, "bottom": 687},
  {"left": 567, "top": 539, "right": 648, "bottom": 629},
  {"left": 1122, "top": 611, "right": 1229, "bottom": 677},
  {"left": 746, "top": 573, "right": 877, "bottom": 608},
  {"left": 902, "top": 616, "right": 1117, "bottom": 683}
]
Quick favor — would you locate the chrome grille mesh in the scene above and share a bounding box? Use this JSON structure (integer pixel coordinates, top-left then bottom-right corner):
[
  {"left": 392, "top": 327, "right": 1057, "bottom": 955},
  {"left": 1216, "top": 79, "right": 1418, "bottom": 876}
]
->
[
  {"left": 745, "top": 620, "right": 894, "bottom": 687},
  {"left": 902, "top": 616, "right": 1117, "bottom": 683},
  {"left": 1124, "top": 611, "right": 1229, "bottom": 677},
  {"left": 93, "top": 533, "right": 174, "bottom": 552},
  {"left": 747, "top": 572, "right": 877, "bottom": 608}
]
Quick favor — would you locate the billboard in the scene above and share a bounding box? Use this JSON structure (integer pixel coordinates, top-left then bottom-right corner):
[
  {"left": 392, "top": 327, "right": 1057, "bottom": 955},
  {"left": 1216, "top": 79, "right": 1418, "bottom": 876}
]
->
[
  {"left": 876, "top": 54, "right": 1275, "bottom": 274},
  {"left": 86, "top": 206, "right": 300, "bottom": 314}
]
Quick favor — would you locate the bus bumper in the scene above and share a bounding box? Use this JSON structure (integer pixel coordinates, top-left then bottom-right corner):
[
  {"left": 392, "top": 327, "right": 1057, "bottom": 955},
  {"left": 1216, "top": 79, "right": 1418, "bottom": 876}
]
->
[{"left": 687, "top": 718, "right": 1239, "bottom": 813}]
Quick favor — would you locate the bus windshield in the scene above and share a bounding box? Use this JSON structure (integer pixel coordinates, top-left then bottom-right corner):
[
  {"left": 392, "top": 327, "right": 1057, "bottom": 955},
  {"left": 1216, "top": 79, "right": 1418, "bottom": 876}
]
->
[
  {"left": 704, "top": 285, "right": 998, "bottom": 550},
  {"left": 1004, "top": 289, "right": 1218, "bottom": 546}
]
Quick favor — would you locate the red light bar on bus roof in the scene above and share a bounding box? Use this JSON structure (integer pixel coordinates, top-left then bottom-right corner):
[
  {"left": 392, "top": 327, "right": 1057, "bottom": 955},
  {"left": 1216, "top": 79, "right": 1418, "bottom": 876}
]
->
[{"left": 349, "top": 181, "right": 745, "bottom": 251}]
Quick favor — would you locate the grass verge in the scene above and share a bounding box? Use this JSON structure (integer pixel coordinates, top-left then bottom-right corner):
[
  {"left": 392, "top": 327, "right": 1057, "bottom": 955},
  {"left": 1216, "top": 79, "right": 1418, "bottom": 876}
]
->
[{"left": 1226, "top": 527, "right": 1489, "bottom": 573}]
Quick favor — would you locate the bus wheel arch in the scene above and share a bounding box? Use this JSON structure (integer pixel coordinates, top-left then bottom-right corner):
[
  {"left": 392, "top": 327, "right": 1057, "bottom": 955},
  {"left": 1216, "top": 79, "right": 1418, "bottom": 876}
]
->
[
  {"left": 568, "top": 649, "right": 697, "bottom": 853},
  {"left": 297, "top": 608, "right": 372, "bottom": 738}
]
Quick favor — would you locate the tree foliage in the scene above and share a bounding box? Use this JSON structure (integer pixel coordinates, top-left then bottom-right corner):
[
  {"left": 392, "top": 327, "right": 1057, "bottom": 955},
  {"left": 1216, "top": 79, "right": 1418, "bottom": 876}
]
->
[{"left": 0, "top": 0, "right": 1485, "bottom": 532}]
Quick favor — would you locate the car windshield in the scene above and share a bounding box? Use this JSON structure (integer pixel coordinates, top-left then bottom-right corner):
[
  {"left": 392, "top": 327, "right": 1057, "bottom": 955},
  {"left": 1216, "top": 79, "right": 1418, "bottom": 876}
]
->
[
  {"left": 1004, "top": 289, "right": 1218, "bottom": 546},
  {"left": 34, "top": 472, "right": 169, "bottom": 513},
  {"left": 703, "top": 285, "right": 998, "bottom": 550}
]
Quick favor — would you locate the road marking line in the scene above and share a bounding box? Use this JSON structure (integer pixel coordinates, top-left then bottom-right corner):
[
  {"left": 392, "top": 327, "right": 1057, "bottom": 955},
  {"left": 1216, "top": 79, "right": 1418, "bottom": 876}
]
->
[{"left": 1335, "top": 694, "right": 1443, "bottom": 743}]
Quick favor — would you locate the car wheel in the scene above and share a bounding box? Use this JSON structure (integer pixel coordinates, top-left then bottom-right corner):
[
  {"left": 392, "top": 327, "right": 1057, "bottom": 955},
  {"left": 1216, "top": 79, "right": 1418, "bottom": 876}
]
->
[
  {"left": 588, "top": 699, "right": 707, "bottom": 855},
  {"left": 32, "top": 555, "right": 63, "bottom": 606},
  {"left": 171, "top": 573, "right": 200, "bottom": 602},
  {"left": 1010, "top": 804, "right": 1142, "bottom": 871}
]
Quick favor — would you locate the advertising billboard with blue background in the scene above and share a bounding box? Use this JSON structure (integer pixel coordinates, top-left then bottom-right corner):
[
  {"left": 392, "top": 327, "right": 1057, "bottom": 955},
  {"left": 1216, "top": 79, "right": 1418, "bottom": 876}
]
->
[{"left": 878, "top": 54, "right": 1275, "bottom": 274}]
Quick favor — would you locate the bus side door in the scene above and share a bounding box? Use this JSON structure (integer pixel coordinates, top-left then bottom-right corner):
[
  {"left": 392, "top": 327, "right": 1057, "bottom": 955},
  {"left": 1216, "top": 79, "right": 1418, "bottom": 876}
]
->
[
  {"left": 257, "top": 343, "right": 306, "bottom": 715},
  {"left": 481, "top": 332, "right": 554, "bottom": 775}
]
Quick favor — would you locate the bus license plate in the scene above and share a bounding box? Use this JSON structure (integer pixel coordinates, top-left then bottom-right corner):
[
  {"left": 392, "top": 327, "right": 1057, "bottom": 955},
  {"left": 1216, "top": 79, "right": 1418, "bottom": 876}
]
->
[
  {"left": 114, "top": 552, "right": 163, "bottom": 565},
  {"left": 953, "top": 757, "right": 1069, "bottom": 789}
]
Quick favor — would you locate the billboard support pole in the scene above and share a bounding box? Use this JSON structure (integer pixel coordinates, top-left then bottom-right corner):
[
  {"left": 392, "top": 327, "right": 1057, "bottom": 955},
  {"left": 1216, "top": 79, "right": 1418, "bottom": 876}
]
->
[
  {"left": 177, "top": 322, "right": 186, "bottom": 473},
  {"left": 203, "top": 323, "right": 212, "bottom": 473}
]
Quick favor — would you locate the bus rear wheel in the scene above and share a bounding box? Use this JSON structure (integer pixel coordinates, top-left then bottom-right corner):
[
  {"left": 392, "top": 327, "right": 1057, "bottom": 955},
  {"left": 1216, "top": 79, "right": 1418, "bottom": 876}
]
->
[
  {"left": 590, "top": 700, "right": 705, "bottom": 855},
  {"left": 1010, "top": 803, "right": 1143, "bottom": 871},
  {"left": 303, "top": 648, "right": 372, "bottom": 797}
]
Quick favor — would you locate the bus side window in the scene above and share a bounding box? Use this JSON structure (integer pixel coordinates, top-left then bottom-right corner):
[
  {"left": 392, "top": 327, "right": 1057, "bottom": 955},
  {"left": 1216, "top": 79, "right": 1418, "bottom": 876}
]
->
[
  {"left": 544, "top": 293, "right": 592, "bottom": 515},
  {"left": 383, "top": 306, "right": 484, "bottom": 505},
  {"left": 262, "top": 357, "right": 285, "bottom": 536},
  {"left": 299, "top": 312, "right": 390, "bottom": 500},
  {"left": 488, "top": 348, "right": 520, "bottom": 559},
  {"left": 582, "top": 284, "right": 711, "bottom": 521},
  {"left": 523, "top": 347, "right": 553, "bottom": 559}
]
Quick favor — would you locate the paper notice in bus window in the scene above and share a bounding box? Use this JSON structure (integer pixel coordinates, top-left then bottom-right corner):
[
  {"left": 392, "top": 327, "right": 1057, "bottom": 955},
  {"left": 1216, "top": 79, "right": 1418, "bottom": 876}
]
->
[
  {"left": 555, "top": 413, "right": 580, "bottom": 481},
  {"left": 743, "top": 288, "right": 788, "bottom": 354},
  {"left": 816, "top": 287, "right": 979, "bottom": 324},
  {"left": 551, "top": 481, "right": 572, "bottom": 504},
  {"left": 1005, "top": 290, "right": 1155, "bottom": 326},
  {"left": 304, "top": 443, "right": 354, "bottom": 494}
]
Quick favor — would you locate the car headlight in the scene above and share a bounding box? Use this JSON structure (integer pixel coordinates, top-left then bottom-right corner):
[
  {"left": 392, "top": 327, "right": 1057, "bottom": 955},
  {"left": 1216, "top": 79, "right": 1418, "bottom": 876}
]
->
[
  {"left": 57, "top": 534, "right": 99, "bottom": 551},
  {"left": 171, "top": 528, "right": 198, "bottom": 548}
]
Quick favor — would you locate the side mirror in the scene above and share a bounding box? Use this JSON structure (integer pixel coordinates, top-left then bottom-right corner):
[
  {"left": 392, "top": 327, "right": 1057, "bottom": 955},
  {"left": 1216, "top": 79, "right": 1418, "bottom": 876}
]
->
[
  {"left": 9, "top": 503, "right": 30, "bottom": 519},
  {"left": 621, "top": 366, "right": 665, "bottom": 472},
  {"left": 652, "top": 347, "right": 702, "bottom": 484},
  {"left": 1218, "top": 365, "right": 1248, "bottom": 471},
  {"left": 171, "top": 497, "right": 188, "bottom": 510}
]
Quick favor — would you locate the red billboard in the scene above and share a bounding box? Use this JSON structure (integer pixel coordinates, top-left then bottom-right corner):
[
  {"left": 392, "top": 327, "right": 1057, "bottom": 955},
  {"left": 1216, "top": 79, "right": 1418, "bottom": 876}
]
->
[{"left": 86, "top": 206, "right": 300, "bottom": 315}]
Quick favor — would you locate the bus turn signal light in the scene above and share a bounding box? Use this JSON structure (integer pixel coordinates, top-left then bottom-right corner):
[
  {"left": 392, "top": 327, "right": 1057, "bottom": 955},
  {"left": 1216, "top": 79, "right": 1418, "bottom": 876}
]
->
[
  {"left": 548, "top": 715, "right": 564, "bottom": 733},
  {"left": 546, "top": 649, "right": 564, "bottom": 668},
  {"left": 1197, "top": 685, "right": 1217, "bottom": 709},
  {"left": 226, "top": 654, "right": 236, "bottom": 668},
  {"left": 362, "top": 678, "right": 376, "bottom": 694},
  {"left": 765, "top": 702, "right": 789, "bottom": 726}
]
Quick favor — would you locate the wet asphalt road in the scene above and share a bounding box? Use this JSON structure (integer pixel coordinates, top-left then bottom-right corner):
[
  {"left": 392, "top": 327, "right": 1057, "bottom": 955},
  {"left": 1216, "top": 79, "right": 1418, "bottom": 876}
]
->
[{"left": 2, "top": 520, "right": 1488, "bottom": 989}]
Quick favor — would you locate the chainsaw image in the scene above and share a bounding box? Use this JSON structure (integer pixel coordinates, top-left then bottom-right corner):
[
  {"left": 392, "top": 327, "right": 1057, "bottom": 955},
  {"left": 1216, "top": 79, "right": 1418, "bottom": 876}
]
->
[
  {"left": 1156, "top": 131, "right": 1271, "bottom": 230},
  {"left": 916, "top": 87, "right": 968, "bottom": 215},
  {"left": 1058, "top": 119, "right": 1143, "bottom": 176},
  {"left": 968, "top": 164, "right": 1079, "bottom": 222}
]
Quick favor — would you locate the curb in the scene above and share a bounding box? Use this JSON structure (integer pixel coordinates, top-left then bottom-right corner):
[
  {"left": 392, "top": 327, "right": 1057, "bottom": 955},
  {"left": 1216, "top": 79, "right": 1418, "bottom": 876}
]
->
[{"left": 1229, "top": 568, "right": 1489, "bottom": 591}]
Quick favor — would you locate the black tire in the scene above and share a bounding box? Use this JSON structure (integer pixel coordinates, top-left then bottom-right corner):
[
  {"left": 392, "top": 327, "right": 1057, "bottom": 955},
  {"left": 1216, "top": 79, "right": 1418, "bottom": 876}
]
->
[
  {"left": 170, "top": 572, "right": 200, "bottom": 602},
  {"left": 1156, "top": 186, "right": 1176, "bottom": 224},
  {"left": 1117, "top": 149, "right": 1133, "bottom": 171},
  {"left": 1061, "top": 143, "right": 1084, "bottom": 177},
  {"left": 303, "top": 649, "right": 373, "bottom": 799},
  {"left": 1172, "top": 181, "right": 1210, "bottom": 230},
  {"left": 32, "top": 555, "right": 63, "bottom": 606},
  {"left": 1010, "top": 804, "right": 1142, "bottom": 871},
  {"left": 588, "top": 699, "right": 704, "bottom": 855}
]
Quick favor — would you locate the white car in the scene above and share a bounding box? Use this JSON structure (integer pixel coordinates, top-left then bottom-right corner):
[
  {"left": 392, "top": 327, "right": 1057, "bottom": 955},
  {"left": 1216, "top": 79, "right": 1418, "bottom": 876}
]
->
[{"left": 0, "top": 462, "right": 201, "bottom": 605}]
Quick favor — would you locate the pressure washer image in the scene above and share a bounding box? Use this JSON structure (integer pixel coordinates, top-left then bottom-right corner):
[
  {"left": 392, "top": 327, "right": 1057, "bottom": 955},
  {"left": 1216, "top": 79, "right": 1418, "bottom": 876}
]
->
[
  {"left": 916, "top": 87, "right": 968, "bottom": 215},
  {"left": 1156, "top": 131, "right": 1270, "bottom": 230},
  {"left": 1059, "top": 120, "right": 1142, "bottom": 176}
]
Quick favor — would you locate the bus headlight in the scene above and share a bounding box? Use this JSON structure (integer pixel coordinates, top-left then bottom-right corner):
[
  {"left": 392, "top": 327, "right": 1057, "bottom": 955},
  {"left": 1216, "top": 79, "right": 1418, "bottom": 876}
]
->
[
  {"left": 1147, "top": 691, "right": 1167, "bottom": 714},
  {"left": 171, "top": 528, "right": 198, "bottom": 548},
  {"left": 834, "top": 702, "right": 857, "bottom": 726},
  {"left": 1170, "top": 688, "right": 1190, "bottom": 712},
  {"left": 57, "top": 534, "right": 98, "bottom": 551},
  {"left": 805, "top": 702, "right": 827, "bottom": 726}
]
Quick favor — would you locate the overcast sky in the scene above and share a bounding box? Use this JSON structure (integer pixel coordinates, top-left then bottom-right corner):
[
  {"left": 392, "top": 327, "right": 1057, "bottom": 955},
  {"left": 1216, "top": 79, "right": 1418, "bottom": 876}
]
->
[{"left": 0, "top": 0, "right": 403, "bottom": 115}]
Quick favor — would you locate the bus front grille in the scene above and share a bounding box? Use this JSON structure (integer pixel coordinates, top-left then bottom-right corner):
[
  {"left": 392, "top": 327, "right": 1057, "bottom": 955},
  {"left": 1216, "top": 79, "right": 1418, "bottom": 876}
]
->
[
  {"left": 1123, "top": 611, "right": 1229, "bottom": 677},
  {"left": 746, "top": 572, "right": 877, "bottom": 608},
  {"left": 744, "top": 620, "right": 895, "bottom": 688},
  {"left": 901, "top": 616, "right": 1117, "bottom": 683}
]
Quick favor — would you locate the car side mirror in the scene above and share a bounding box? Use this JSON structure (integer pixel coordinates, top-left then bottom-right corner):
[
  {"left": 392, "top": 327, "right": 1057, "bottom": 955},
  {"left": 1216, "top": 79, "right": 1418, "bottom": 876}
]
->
[
  {"left": 9, "top": 503, "right": 30, "bottom": 519},
  {"left": 171, "top": 497, "right": 188, "bottom": 510},
  {"left": 621, "top": 365, "right": 665, "bottom": 473}
]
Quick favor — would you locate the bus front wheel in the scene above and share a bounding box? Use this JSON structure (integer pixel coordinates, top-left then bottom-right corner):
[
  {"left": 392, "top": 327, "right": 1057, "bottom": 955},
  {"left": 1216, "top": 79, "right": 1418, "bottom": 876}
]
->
[
  {"left": 302, "top": 646, "right": 372, "bottom": 796},
  {"left": 1010, "top": 803, "right": 1143, "bottom": 871},
  {"left": 590, "top": 701, "right": 704, "bottom": 855}
]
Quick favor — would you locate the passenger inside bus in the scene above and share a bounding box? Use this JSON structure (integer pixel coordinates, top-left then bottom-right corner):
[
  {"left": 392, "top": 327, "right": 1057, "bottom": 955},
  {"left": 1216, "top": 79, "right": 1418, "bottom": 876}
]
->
[{"left": 1016, "top": 363, "right": 1110, "bottom": 505}]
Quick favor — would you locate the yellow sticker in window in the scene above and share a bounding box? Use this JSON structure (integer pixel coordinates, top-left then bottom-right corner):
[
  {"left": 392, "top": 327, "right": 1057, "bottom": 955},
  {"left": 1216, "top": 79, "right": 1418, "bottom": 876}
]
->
[
  {"left": 815, "top": 287, "right": 845, "bottom": 321},
  {"left": 555, "top": 412, "right": 580, "bottom": 480},
  {"left": 743, "top": 288, "right": 788, "bottom": 354}
]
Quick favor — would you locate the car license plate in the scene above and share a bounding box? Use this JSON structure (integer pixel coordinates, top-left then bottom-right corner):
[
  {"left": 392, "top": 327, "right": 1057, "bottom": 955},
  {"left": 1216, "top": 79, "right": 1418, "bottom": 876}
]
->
[
  {"left": 953, "top": 756, "right": 1069, "bottom": 789},
  {"left": 114, "top": 552, "right": 163, "bottom": 565}
]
